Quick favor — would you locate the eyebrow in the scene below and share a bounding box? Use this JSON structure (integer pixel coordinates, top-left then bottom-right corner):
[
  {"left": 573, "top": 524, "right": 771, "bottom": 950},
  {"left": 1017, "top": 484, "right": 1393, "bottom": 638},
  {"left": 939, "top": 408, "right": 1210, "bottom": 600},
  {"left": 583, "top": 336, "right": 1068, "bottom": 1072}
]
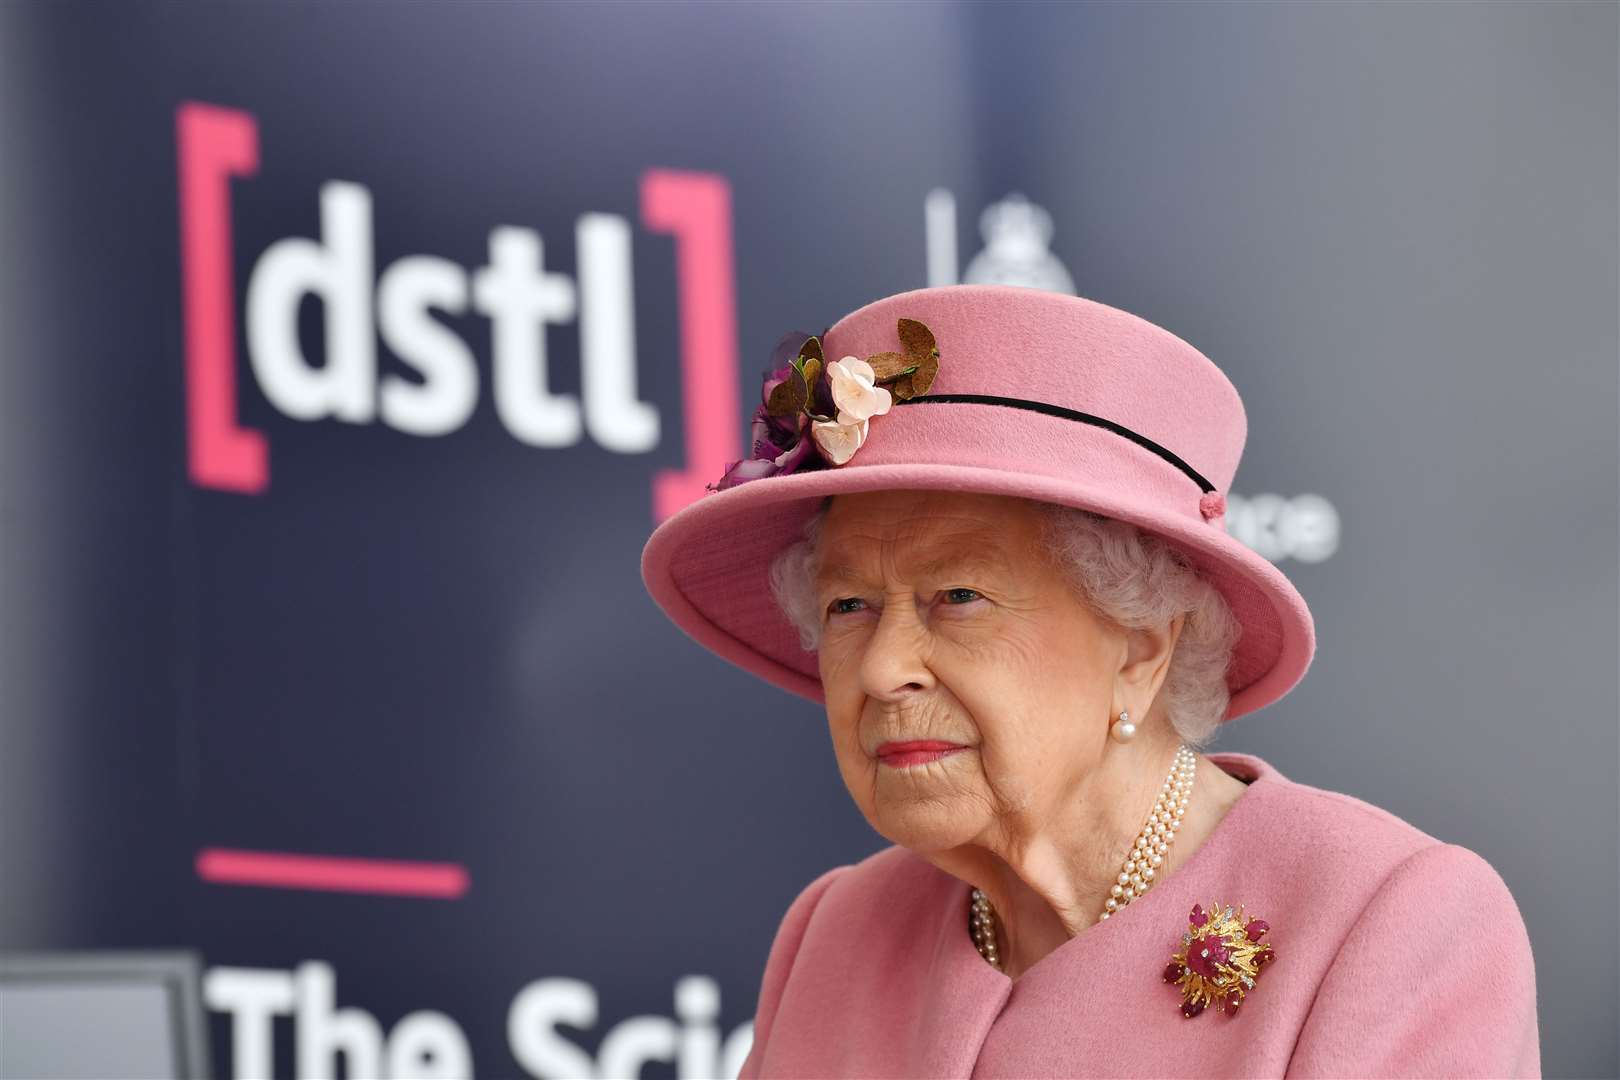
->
[{"left": 814, "top": 548, "right": 1013, "bottom": 589}]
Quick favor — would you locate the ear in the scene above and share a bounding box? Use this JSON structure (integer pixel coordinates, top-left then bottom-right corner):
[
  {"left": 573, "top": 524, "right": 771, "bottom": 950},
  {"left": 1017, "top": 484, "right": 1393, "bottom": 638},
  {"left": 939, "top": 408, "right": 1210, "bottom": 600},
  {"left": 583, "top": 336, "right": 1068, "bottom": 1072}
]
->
[{"left": 1116, "top": 613, "right": 1187, "bottom": 713}]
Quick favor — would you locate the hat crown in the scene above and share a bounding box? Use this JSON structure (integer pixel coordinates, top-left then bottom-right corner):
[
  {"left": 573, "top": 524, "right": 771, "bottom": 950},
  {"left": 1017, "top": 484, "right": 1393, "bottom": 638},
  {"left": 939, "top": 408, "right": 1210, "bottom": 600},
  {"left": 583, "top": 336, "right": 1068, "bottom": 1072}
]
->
[
  {"left": 640, "top": 283, "right": 1315, "bottom": 724},
  {"left": 821, "top": 284, "right": 1248, "bottom": 495}
]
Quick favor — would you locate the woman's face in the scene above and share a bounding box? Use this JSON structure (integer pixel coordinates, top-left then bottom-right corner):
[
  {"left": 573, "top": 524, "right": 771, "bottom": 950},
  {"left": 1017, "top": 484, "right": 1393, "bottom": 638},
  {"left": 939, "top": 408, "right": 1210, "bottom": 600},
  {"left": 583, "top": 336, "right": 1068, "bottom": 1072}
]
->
[{"left": 814, "top": 489, "right": 1129, "bottom": 854}]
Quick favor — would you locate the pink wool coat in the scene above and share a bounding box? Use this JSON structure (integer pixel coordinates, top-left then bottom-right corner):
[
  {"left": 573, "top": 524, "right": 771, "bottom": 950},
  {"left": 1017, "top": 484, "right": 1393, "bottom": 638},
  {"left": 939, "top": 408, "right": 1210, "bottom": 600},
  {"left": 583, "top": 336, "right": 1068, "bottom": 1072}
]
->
[{"left": 739, "top": 752, "right": 1540, "bottom": 1078}]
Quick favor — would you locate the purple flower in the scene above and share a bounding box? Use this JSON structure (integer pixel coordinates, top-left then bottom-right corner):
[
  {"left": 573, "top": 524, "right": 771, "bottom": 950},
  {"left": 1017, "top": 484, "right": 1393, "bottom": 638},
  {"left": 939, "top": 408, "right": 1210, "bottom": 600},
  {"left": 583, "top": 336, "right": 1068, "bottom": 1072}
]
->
[{"left": 707, "top": 328, "right": 835, "bottom": 491}]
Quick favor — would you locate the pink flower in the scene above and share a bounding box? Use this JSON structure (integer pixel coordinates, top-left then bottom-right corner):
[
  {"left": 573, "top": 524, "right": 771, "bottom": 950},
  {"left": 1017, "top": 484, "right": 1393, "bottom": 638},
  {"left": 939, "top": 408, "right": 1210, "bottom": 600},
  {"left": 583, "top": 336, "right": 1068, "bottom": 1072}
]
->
[
  {"left": 826, "top": 356, "right": 893, "bottom": 424},
  {"left": 811, "top": 415, "right": 869, "bottom": 465}
]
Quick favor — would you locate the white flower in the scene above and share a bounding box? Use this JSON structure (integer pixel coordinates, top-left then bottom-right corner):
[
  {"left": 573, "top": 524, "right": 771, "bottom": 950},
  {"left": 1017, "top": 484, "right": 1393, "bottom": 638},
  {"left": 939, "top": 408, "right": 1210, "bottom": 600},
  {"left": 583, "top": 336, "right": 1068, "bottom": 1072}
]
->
[
  {"left": 811, "top": 416, "right": 869, "bottom": 465},
  {"left": 827, "top": 356, "right": 893, "bottom": 424}
]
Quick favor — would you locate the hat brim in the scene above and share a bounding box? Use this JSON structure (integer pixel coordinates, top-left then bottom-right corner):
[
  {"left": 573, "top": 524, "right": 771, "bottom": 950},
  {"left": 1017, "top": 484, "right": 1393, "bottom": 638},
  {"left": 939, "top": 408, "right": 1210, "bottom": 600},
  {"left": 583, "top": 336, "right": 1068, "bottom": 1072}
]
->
[{"left": 641, "top": 461, "right": 1315, "bottom": 722}]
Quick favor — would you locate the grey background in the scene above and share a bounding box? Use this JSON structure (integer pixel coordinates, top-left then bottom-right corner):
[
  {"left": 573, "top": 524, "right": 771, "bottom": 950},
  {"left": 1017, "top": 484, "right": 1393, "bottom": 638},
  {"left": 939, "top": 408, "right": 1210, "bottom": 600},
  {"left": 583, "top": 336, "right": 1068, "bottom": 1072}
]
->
[
  {"left": 971, "top": 4, "right": 1620, "bottom": 1074},
  {"left": 1, "top": 2, "right": 1614, "bottom": 1077}
]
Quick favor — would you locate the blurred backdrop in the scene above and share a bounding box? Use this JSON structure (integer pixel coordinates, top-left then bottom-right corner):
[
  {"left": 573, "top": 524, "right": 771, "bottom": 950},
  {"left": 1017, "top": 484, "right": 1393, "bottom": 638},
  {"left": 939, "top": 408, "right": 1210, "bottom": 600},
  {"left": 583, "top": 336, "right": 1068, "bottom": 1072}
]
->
[{"left": 1, "top": 2, "right": 1615, "bottom": 1078}]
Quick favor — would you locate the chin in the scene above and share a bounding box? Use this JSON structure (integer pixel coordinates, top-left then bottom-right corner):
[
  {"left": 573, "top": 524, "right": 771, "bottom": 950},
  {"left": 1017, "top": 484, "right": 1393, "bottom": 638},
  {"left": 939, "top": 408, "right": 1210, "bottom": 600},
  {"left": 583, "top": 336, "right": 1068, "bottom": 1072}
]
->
[{"left": 865, "top": 794, "right": 984, "bottom": 855}]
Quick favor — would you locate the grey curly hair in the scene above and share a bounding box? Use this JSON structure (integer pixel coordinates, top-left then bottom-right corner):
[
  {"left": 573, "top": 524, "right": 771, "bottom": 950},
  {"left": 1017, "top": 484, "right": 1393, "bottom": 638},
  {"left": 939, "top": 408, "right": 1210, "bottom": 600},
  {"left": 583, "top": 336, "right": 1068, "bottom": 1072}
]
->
[{"left": 766, "top": 496, "right": 1243, "bottom": 749}]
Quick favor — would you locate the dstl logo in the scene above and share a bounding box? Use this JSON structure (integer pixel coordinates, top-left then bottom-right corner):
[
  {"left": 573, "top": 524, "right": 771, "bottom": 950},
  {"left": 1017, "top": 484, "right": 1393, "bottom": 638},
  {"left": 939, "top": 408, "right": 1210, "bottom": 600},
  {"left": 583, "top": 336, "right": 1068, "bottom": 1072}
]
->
[{"left": 176, "top": 101, "right": 738, "bottom": 521}]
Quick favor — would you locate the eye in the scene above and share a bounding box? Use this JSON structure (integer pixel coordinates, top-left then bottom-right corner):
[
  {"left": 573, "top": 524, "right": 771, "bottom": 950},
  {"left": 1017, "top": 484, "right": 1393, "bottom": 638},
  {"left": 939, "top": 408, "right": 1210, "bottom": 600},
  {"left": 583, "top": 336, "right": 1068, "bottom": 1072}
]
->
[
  {"left": 941, "top": 587, "right": 983, "bottom": 605},
  {"left": 828, "top": 597, "right": 867, "bottom": 616}
]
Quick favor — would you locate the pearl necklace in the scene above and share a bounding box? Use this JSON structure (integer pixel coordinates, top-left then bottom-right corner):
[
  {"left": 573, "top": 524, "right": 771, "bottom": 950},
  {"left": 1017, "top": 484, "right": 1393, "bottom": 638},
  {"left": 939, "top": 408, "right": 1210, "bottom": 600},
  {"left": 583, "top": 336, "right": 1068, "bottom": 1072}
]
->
[{"left": 969, "top": 744, "right": 1197, "bottom": 972}]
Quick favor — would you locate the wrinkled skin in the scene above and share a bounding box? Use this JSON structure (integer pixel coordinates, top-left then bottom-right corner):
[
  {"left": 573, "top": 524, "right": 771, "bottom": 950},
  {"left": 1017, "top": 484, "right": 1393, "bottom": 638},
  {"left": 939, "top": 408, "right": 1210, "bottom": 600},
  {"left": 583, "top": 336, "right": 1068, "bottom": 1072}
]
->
[{"left": 813, "top": 489, "right": 1250, "bottom": 980}]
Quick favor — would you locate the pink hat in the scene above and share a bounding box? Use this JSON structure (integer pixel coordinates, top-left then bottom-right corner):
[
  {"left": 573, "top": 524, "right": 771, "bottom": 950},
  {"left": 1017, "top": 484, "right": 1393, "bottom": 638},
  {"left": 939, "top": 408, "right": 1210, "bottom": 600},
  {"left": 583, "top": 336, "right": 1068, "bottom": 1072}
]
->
[{"left": 640, "top": 284, "right": 1315, "bottom": 722}]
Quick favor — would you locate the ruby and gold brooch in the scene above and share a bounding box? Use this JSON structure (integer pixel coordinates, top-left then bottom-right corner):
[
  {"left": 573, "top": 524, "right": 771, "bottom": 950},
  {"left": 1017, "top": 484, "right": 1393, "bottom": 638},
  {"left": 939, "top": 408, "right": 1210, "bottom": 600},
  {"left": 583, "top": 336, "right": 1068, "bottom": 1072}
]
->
[{"left": 1161, "top": 901, "right": 1276, "bottom": 1018}]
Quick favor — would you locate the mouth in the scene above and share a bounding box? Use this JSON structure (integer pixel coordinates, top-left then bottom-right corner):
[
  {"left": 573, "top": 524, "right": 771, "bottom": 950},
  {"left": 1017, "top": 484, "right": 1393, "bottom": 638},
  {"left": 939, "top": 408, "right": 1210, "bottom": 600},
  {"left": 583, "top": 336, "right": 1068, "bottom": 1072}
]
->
[{"left": 875, "top": 740, "right": 969, "bottom": 769}]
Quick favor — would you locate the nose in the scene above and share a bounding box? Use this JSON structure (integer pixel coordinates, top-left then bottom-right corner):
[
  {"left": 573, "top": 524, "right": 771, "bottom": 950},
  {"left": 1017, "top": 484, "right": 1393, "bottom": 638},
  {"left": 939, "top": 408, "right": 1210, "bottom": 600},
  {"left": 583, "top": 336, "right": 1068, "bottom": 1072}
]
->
[{"left": 857, "top": 592, "right": 937, "bottom": 701}]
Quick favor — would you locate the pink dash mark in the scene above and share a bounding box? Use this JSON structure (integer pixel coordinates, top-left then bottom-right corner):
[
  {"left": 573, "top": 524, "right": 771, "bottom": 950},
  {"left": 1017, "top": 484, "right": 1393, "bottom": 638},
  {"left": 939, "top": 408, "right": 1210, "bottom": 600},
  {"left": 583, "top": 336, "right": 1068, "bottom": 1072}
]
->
[
  {"left": 641, "top": 169, "right": 739, "bottom": 523},
  {"left": 196, "top": 848, "right": 469, "bottom": 899},
  {"left": 176, "top": 102, "right": 268, "bottom": 494}
]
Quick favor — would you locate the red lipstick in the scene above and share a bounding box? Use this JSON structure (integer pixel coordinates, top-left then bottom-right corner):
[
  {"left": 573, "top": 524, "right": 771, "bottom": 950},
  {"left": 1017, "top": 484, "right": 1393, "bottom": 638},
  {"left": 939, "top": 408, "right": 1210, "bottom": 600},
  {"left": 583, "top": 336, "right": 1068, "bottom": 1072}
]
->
[{"left": 876, "top": 740, "right": 968, "bottom": 768}]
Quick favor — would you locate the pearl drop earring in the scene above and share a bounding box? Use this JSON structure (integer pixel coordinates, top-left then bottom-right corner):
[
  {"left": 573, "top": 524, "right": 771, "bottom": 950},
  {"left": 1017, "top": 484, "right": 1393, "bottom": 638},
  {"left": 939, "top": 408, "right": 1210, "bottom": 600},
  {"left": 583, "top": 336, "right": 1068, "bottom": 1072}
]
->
[{"left": 1111, "top": 708, "right": 1137, "bottom": 743}]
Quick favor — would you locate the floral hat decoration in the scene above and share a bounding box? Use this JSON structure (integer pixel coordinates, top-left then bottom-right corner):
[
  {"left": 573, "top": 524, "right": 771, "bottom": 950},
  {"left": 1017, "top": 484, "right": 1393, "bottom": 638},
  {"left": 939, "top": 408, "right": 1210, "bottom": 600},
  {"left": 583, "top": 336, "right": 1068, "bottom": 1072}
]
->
[
  {"left": 708, "top": 318, "right": 942, "bottom": 490},
  {"left": 641, "top": 284, "right": 1317, "bottom": 724}
]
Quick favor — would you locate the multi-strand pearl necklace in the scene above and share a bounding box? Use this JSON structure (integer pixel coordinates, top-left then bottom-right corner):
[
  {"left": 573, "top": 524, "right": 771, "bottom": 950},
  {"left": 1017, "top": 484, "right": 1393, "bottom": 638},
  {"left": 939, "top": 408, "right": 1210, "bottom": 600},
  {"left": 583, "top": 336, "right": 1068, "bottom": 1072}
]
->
[{"left": 969, "top": 744, "right": 1197, "bottom": 972}]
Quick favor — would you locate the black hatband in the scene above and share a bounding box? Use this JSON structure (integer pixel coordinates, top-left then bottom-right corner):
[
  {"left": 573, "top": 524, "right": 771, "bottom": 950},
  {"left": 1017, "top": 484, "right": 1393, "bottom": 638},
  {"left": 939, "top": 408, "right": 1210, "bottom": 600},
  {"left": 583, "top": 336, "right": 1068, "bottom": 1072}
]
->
[{"left": 892, "top": 393, "right": 1216, "bottom": 494}]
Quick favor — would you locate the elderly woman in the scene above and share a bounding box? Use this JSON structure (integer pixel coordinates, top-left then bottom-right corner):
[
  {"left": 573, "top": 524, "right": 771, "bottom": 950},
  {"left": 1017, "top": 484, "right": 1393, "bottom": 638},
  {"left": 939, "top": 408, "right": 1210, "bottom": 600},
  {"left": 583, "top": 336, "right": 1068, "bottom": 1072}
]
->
[{"left": 641, "top": 285, "right": 1540, "bottom": 1077}]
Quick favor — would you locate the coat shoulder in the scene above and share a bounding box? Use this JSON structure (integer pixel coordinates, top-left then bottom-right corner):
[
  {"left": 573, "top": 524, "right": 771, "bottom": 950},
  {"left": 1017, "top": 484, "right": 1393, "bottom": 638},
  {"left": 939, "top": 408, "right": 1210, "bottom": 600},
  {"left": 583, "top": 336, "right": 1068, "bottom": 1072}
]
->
[
  {"left": 814, "top": 843, "right": 957, "bottom": 923},
  {"left": 1233, "top": 766, "right": 1531, "bottom": 967},
  {"left": 763, "top": 843, "right": 954, "bottom": 963},
  {"left": 1245, "top": 766, "right": 1448, "bottom": 877},
  {"left": 1269, "top": 779, "right": 1541, "bottom": 1076}
]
